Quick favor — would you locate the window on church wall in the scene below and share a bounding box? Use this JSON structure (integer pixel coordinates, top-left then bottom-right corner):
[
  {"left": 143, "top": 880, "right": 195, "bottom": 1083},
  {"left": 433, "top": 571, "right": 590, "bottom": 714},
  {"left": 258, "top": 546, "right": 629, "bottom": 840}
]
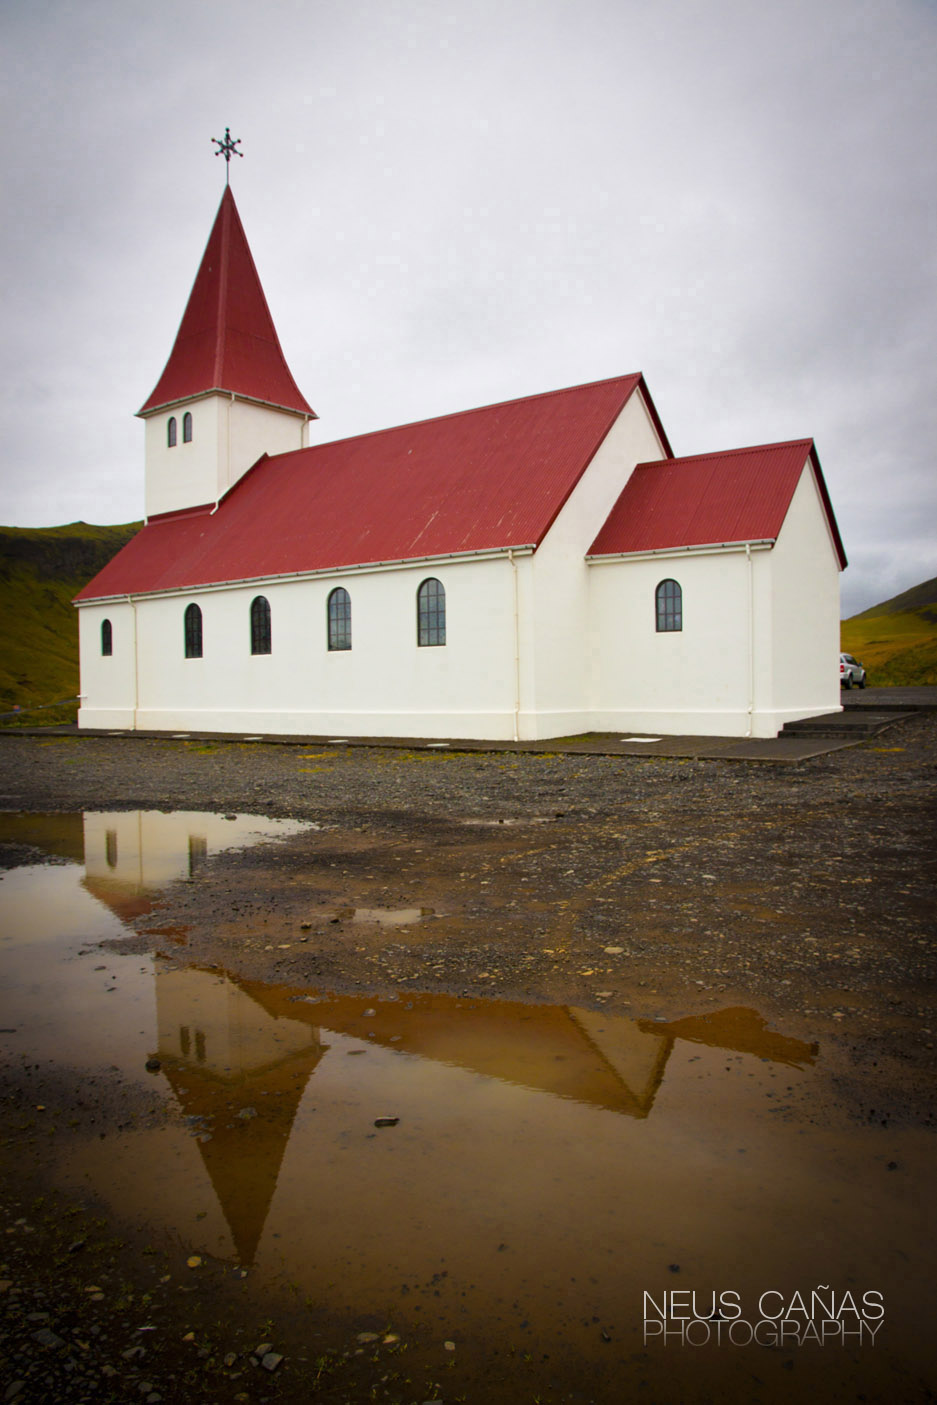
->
[
  {"left": 182, "top": 411, "right": 193, "bottom": 443},
  {"left": 656, "top": 579, "right": 682, "bottom": 632},
  {"left": 184, "top": 602, "right": 203, "bottom": 658},
  {"left": 250, "top": 596, "right": 272, "bottom": 655},
  {"left": 327, "top": 587, "right": 352, "bottom": 651},
  {"left": 101, "top": 618, "right": 113, "bottom": 656},
  {"left": 167, "top": 417, "right": 177, "bottom": 448},
  {"left": 417, "top": 578, "right": 446, "bottom": 646}
]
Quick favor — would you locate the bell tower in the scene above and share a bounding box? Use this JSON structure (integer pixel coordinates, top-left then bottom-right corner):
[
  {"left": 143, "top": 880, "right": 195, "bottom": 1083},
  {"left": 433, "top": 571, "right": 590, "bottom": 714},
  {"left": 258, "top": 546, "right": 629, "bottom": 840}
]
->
[{"left": 137, "top": 160, "right": 316, "bottom": 519}]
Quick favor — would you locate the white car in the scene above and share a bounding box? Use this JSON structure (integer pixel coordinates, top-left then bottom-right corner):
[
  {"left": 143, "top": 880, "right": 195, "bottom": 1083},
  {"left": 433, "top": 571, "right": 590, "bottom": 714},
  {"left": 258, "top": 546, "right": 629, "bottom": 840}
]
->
[{"left": 840, "top": 653, "right": 866, "bottom": 689}]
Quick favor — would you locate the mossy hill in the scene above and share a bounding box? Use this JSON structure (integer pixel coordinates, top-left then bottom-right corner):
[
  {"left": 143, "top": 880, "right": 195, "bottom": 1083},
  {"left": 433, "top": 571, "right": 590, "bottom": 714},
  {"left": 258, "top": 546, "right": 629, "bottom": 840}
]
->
[
  {"left": 0, "top": 521, "right": 140, "bottom": 723},
  {"left": 841, "top": 576, "right": 937, "bottom": 685}
]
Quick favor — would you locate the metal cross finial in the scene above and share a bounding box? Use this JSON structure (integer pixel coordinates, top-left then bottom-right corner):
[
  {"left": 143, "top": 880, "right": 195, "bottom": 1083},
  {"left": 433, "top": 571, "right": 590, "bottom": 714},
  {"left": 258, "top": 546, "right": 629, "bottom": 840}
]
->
[{"left": 212, "top": 128, "right": 243, "bottom": 185}]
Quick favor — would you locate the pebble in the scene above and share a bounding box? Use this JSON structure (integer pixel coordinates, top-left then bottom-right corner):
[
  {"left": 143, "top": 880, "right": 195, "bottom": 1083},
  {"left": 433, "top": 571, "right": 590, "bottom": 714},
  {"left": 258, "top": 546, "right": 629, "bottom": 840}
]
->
[{"left": 33, "top": 1327, "right": 65, "bottom": 1348}]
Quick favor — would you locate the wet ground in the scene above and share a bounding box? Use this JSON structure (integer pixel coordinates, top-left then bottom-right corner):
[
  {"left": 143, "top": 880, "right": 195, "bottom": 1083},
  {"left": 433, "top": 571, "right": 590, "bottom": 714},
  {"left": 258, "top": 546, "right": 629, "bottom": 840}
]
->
[{"left": 0, "top": 723, "right": 936, "bottom": 1402}]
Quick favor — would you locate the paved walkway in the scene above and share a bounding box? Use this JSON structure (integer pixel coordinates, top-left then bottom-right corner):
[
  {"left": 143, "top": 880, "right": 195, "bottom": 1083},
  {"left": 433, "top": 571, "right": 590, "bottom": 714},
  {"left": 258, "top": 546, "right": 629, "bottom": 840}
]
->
[{"left": 2, "top": 689, "right": 933, "bottom": 764}]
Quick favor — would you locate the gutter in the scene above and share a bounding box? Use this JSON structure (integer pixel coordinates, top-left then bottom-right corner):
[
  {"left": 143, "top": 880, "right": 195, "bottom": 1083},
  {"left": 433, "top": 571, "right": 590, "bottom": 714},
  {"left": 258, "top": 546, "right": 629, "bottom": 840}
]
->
[
  {"left": 75, "top": 544, "right": 538, "bottom": 607},
  {"left": 586, "top": 539, "right": 775, "bottom": 565}
]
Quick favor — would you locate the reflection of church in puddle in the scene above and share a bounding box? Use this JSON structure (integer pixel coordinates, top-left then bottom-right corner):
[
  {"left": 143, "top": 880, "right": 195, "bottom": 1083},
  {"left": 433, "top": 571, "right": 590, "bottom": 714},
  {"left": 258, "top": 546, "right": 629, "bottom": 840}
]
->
[
  {"left": 154, "top": 966, "right": 818, "bottom": 1267},
  {"left": 74, "top": 807, "right": 818, "bottom": 1268},
  {"left": 80, "top": 809, "right": 306, "bottom": 924}
]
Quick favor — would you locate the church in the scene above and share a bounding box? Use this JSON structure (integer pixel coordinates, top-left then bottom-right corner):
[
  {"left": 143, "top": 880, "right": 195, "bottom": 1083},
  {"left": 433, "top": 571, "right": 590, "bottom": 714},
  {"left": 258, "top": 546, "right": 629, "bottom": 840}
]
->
[{"left": 75, "top": 183, "right": 846, "bottom": 741}]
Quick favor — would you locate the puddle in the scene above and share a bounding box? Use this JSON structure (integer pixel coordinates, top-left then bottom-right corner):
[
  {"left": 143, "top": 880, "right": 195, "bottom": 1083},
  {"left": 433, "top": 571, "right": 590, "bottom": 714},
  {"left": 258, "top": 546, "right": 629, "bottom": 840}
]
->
[
  {"left": 0, "top": 812, "right": 934, "bottom": 1401},
  {"left": 334, "top": 905, "right": 436, "bottom": 926}
]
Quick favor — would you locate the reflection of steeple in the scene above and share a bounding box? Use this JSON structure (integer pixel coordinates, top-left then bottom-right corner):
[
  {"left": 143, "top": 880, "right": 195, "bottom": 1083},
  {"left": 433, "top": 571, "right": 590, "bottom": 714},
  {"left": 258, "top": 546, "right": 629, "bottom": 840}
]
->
[{"left": 154, "top": 967, "right": 327, "bottom": 1265}]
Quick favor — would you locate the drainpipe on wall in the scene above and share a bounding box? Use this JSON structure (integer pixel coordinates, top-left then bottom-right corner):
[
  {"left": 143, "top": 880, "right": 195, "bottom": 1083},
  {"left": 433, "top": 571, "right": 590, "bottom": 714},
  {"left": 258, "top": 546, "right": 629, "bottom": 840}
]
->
[
  {"left": 746, "top": 543, "right": 754, "bottom": 738},
  {"left": 509, "top": 549, "right": 520, "bottom": 743},
  {"left": 126, "top": 594, "right": 139, "bottom": 731}
]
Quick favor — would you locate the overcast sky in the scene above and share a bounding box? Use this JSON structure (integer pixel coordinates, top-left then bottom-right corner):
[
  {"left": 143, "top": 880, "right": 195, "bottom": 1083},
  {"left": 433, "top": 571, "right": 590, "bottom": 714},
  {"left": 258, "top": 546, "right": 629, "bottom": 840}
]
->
[{"left": 2, "top": 0, "right": 934, "bottom": 616}]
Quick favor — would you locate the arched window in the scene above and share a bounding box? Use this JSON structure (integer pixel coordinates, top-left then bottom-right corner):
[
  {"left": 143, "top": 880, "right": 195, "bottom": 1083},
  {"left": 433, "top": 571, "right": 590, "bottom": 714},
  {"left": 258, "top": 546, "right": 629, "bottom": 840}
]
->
[
  {"left": 417, "top": 577, "right": 446, "bottom": 646},
  {"left": 182, "top": 411, "right": 193, "bottom": 443},
  {"left": 327, "top": 587, "right": 352, "bottom": 651},
  {"left": 167, "top": 416, "right": 177, "bottom": 447},
  {"left": 250, "top": 595, "right": 272, "bottom": 655},
  {"left": 101, "top": 618, "right": 113, "bottom": 656},
  {"left": 184, "top": 602, "right": 203, "bottom": 658},
  {"left": 655, "top": 579, "right": 682, "bottom": 632}
]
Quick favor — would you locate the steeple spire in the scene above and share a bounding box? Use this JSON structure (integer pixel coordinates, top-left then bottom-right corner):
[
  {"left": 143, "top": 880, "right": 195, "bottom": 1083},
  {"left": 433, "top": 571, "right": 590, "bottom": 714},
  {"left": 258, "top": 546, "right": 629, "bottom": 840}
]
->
[{"left": 137, "top": 186, "right": 314, "bottom": 419}]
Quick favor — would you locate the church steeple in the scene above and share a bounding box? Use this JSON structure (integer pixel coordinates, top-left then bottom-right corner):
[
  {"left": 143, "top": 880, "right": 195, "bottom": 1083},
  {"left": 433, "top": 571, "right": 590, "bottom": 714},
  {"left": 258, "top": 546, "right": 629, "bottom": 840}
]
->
[
  {"left": 138, "top": 186, "right": 315, "bottom": 519},
  {"left": 138, "top": 187, "right": 314, "bottom": 419}
]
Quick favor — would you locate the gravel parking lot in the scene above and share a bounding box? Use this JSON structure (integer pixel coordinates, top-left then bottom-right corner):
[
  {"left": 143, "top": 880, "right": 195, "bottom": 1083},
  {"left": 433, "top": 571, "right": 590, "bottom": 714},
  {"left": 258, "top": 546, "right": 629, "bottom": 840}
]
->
[{"left": 2, "top": 717, "right": 935, "bottom": 1122}]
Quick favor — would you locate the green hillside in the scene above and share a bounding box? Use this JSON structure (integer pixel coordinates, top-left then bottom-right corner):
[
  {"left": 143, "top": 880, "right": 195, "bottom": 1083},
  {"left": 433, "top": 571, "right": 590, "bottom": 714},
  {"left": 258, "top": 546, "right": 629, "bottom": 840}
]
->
[
  {"left": 841, "top": 575, "right": 937, "bottom": 685},
  {"left": 0, "top": 521, "right": 140, "bottom": 724}
]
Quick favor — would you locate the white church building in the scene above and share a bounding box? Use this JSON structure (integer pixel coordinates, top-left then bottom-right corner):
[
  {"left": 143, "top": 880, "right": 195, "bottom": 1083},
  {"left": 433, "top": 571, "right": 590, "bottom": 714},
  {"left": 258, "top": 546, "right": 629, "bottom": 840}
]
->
[{"left": 76, "top": 186, "right": 846, "bottom": 741}]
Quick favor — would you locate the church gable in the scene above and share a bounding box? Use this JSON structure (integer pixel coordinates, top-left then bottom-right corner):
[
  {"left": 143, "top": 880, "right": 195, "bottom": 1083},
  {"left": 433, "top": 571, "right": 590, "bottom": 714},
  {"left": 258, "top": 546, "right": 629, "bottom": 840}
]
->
[{"left": 587, "top": 440, "right": 846, "bottom": 567}]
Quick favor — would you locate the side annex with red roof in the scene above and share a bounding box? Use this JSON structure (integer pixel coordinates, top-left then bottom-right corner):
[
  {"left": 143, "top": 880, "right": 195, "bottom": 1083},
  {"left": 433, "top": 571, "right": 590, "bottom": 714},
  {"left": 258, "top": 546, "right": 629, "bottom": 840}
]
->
[{"left": 76, "top": 186, "right": 845, "bottom": 741}]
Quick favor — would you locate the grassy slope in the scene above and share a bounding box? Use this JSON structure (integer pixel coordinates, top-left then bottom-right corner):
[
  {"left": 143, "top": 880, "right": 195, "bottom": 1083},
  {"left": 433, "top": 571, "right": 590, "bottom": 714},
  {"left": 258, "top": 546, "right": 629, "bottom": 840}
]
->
[
  {"left": 0, "top": 522, "right": 140, "bottom": 720},
  {"left": 841, "top": 575, "right": 937, "bottom": 685}
]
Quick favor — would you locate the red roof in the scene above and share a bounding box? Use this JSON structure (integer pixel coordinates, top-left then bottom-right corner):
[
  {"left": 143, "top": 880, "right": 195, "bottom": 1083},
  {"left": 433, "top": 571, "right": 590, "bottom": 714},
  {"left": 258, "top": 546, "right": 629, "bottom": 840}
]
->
[
  {"left": 137, "top": 187, "right": 314, "bottom": 418},
  {"left": 78, "top": 374, "right": 667, "bottom": 600},
  {"left": 588, "top": 440, "right": 847, "bottom": 568}
]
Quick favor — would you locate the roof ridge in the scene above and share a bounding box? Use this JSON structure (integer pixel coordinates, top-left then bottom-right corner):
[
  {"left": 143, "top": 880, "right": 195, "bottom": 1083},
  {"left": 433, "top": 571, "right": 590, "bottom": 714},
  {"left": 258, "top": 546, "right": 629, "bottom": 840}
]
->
[
  {"left": 636, "top": 438, "right": 813, "bottom": 469},
  {"left": 213, "top": 187, "right": 231, "bottom": 388},
  {"left": 270, "top": 373, "right": 644, "bottom": 461}
]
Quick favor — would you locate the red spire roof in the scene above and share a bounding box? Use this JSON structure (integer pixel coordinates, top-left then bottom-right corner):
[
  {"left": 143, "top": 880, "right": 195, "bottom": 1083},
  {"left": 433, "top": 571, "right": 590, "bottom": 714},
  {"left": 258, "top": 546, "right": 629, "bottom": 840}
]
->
[
  {"left": 588, "top": 439, "right": 846, "bottom": 568},
  {"left": 137, "top": 187, "right": 314, "bottom": 418}
]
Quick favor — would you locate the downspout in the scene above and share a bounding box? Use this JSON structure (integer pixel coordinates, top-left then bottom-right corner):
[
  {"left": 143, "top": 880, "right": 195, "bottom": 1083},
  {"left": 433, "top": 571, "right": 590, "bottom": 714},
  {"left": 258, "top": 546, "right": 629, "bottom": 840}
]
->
[
  {"left": 126, "top": 593, "right": 140, "bottom": 731},
  {"left": 746, "top": 543, "right": 754, "bottom": 737},
  {"left": 509, "top": 549, "right": 521, "bottom": 743}
]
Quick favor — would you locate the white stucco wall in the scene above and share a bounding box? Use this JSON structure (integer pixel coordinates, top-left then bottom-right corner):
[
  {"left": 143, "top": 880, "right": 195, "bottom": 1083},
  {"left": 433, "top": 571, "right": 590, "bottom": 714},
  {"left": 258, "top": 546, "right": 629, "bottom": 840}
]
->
[
  {"left": 588, "top": 547, "right": 768, "bottom": 736},
  {"left": 144, "top": 396, "right": 309, "bottom": 518},
  {"left": 765, "top": 464, "right": 842, "bottom": 725},
  {"left": 78, "top": 555, "right": 523, "bottom": 739},
  {"left": 78, "top": 601, "right": 138, "bottom": 728},
  {"left": 523, "top": 388, "right": 670, "bottom": 738}
]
